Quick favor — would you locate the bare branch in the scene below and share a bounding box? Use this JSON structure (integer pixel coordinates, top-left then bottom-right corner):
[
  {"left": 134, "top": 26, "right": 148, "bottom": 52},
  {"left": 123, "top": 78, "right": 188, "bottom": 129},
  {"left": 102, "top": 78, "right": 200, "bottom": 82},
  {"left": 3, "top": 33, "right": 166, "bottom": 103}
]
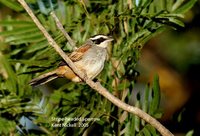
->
[
  {"left": 17, "top": 0, "right": 174, "bottom": 136},
  {"left": 50, "top": 11, "right": 77, "bottom": 50}
]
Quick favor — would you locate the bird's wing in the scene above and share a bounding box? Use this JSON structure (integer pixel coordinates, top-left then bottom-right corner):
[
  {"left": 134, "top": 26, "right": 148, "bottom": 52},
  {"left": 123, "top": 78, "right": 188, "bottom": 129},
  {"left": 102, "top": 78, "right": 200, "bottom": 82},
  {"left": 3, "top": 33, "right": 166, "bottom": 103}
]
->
[{"left": 69, "top": 44, "right": 92, "bottom": 62}]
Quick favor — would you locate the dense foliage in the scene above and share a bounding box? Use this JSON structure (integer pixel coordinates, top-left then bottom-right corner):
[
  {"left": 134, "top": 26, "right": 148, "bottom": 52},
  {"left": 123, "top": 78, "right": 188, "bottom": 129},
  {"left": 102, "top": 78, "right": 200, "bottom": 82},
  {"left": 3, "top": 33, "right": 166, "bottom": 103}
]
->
[{"left": 0, "top": 0, "right": 196, "bottom": 135}]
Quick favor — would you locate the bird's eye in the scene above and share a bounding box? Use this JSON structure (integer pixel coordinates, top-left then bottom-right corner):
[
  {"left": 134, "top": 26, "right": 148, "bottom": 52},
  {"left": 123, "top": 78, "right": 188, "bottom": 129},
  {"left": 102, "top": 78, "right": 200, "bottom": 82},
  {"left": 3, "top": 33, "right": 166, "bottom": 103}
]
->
[{"left": 93, "top": 37, "right": 106, "bottom": 44}]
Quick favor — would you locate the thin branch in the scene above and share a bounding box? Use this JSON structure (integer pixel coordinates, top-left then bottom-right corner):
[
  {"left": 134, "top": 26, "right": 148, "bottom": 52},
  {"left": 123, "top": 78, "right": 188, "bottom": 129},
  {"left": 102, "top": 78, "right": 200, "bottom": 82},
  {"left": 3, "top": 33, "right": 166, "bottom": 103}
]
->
[
  {"left": 17, "top": 0, "right": 174, "bottom": 136},
  {"left": 50, "top": 11, "right": 77, "bottom": 50}
]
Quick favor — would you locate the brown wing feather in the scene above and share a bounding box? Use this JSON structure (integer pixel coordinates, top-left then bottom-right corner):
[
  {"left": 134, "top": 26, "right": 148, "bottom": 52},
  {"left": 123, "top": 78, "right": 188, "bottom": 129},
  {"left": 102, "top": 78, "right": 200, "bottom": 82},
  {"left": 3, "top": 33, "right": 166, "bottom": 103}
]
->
[{"left": 69, "top": 44, "right": 92, "bottom": 62}]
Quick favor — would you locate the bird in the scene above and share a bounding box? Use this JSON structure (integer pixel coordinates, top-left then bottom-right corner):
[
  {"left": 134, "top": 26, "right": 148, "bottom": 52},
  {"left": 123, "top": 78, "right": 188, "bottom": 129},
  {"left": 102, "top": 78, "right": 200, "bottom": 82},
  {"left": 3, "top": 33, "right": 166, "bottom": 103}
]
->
[{"left": 29, "top": 34, "right": 113, "bottom": 86}]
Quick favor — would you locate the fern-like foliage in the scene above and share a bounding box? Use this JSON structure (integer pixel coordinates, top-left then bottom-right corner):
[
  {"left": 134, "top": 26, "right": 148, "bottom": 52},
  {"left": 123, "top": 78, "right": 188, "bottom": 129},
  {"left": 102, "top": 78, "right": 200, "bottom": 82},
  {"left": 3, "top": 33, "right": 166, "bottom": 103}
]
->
[{"left": 0, "top": 0, "right": 197, "bottom": 135}]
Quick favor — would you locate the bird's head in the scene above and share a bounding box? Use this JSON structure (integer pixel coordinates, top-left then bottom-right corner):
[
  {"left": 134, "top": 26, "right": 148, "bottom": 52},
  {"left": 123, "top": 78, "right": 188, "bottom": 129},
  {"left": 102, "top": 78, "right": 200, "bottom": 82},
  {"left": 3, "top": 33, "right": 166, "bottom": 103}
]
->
[{"left": 90, "top": 34, "right": 113, "bottom": 48}]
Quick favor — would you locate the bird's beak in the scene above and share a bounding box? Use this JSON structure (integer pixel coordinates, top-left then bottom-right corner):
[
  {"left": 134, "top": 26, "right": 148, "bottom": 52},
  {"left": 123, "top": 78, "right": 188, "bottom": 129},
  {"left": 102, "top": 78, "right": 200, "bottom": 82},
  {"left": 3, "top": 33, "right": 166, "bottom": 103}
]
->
[{"left": 107, "top": 36, "right": 114, "bottom": 42}]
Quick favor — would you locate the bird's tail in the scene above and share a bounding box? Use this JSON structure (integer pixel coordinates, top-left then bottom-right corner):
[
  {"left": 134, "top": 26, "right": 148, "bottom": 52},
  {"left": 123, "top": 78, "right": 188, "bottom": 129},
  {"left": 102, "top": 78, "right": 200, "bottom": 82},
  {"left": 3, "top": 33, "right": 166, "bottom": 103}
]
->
[{"left": 29, "top": 70, "right": 58, "bottom": 86}]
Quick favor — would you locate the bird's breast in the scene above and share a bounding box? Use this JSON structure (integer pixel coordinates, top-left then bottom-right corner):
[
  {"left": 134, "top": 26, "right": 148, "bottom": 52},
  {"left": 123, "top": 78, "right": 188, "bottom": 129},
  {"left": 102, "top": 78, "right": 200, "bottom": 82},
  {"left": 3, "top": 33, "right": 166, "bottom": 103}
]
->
[{"left": 75, "top": 47, "right": 107, "bottom": 79}]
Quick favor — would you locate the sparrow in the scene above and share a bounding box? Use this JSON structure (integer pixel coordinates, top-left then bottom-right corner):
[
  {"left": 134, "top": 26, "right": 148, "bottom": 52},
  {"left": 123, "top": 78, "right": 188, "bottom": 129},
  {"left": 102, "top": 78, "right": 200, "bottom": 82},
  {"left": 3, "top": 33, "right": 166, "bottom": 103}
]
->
[{"left": 29, "top": 34, "right": 113, "bottom": 86}]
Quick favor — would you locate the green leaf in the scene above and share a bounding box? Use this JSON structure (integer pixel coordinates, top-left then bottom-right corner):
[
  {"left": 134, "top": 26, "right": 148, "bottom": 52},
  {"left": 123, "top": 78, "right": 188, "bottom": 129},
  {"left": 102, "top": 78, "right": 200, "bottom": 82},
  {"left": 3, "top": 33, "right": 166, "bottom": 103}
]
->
[
  {"left": 169, "top": 17, "right": 185, "bottom": 27},
  {"left": 146, "top": 124, "right": 157, "bottom": 135},
  {"left": 0, "top": 53, "right": 17, "bottom": 93},
  {"left": 26, "top": 41, "right": 48, "bottom": 53},
  {"left": 149, "top": 74, "right": 161, "bottom": 116},
  {"left": 137, "top": 126, "right": 151, "bottom": 136},
  {"left": 117, "top": 81, "right": 130, "bottom": 91},
  {"left": 135, "top": 96, "right": 141, "bottom": 132},
  {"left": 0, "top": 0, "right": 23, "bottom": 11},
  {"left": 142, "top": 0, "right": 154, "bottom": 9},
  {"left": 0, "top": 26, "right": 39, "bottom": 36},
  {"left": 0, "top": 21, "right": 34, "bottom": 26},
  {"left": 173, "top": 0, "right": 197, "bottom": 14},
  {"left": 141, "top": 26, "right": 166, "bottom": 44},
  {"left": 142, "top": 127, "right": 151, "bottom": 136},
  {"left": 186, "top": 130, "right": 194, "bottom": 136},
  {"left": 5, "top": 31, "right": 44, "bottom": 44},
  {"left": 129, "top": 116, "right": 136, "bottom": 136},
  {"left": 0, "top": 117, "right": 16, "bottom": 135},
  {"left": 142, "top": 84, "right": 150, "bottom": 125}
]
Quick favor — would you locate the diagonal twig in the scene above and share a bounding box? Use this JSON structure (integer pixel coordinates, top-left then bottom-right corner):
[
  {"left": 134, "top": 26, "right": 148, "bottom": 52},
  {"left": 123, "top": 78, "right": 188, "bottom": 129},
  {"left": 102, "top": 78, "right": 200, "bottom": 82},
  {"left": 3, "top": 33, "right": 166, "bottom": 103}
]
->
[
  {"left": 17, "top": 0, "right": 173, "bottom": 136},
  {"left": 50, "top": 11, "right": 77, "bottom": 50}
]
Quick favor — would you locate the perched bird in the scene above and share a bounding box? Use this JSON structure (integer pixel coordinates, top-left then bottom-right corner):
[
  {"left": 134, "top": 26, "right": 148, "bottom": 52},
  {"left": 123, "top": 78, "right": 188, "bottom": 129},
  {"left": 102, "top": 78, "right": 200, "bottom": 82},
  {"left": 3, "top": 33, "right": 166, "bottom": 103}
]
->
[{"left": 29, "top": 35, "right": 113, "bottom": 86}]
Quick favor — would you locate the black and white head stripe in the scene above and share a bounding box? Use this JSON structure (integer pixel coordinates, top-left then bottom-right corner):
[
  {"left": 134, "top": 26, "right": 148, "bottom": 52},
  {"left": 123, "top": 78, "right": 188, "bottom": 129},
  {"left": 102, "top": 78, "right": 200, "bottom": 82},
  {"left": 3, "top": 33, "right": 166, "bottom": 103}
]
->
[{"left": 90, "top": 35, "right": 112, "bottom": 44}]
